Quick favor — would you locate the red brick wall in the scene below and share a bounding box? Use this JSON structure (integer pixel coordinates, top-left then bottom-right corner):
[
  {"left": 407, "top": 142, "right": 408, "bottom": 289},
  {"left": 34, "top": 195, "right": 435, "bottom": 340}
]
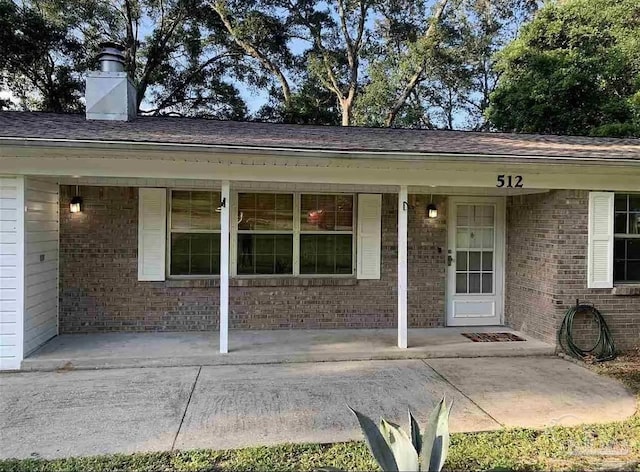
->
[
  {"left": 59, "top": 186, "right": 447, "bottom": 332},
  {"left": 506, "top": 190, "right": 640, "bottom": 351}
]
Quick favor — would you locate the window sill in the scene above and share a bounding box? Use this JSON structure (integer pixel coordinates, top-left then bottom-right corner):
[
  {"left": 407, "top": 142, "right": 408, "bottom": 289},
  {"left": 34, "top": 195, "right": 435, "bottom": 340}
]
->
[
  {"left": 611, "top": 285, "right": 640, "bottom": 296},
  {"left": 165, "top": 277, "right": 358, "bottom": 288}
]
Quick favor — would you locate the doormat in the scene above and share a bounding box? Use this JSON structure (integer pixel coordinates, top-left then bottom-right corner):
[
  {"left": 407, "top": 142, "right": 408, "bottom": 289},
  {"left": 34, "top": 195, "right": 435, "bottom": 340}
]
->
[{"left": 462, "top": 332, "right": 526, "bottom": 342}]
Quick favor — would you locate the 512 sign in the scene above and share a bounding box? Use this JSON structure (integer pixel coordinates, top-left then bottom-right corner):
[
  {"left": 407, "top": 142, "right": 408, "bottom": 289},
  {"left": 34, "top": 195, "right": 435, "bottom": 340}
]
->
[{"left": 496, "top": 175, "right": 523, "bottom": 188}]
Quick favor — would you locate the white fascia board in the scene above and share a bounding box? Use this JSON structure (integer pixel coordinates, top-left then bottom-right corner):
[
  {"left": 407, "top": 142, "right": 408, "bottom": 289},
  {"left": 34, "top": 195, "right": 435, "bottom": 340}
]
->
[{"left": 1, "top": 136, "right": 639, "bottom": 166}]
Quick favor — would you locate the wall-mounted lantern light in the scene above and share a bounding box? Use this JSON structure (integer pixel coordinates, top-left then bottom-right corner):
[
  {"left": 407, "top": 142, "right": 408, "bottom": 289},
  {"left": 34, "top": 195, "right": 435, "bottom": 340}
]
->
[
  {"left": 70, "top": 185, "right": 83, "bottom": 213},
  {"left": 427, "top": 194, "right": 438, "bottom": 219}
]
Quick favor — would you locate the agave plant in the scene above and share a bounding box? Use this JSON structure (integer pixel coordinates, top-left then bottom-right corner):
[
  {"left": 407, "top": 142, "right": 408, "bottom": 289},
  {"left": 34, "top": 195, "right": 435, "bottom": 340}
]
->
[{"left": 349, "top": 397, "right": 452, "bottom": 472}]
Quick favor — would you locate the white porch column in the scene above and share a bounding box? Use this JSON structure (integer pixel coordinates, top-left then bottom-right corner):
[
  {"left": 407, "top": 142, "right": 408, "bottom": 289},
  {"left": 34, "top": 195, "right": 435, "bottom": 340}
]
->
[
  {"left": 398, "top": 185, "right": 408, "bottom": 349},
  {"left": 219, "top": 181, "right": 230, "bottom": 354}
]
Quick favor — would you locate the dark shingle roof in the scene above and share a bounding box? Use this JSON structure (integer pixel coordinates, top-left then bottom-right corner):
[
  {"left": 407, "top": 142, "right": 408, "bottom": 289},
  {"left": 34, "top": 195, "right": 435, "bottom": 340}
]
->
[{"left": 1, "top": 111, "right": 639, "bottom": 161}]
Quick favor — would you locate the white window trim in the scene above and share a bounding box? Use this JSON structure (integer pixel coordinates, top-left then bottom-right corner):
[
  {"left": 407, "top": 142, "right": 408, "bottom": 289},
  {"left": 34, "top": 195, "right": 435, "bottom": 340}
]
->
[
  {"left": 167, "top": 189, "right": 222, "bottom": 279},
  {"left": 231, "top": 191, "right": 357, "bottom": 278},
  {"left": 613, "top": 192, "right": 640, "bottom": 284}
]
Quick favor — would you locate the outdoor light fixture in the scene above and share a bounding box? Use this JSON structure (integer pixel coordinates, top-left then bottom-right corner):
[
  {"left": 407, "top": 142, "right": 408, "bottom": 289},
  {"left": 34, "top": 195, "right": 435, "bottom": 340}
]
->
[
  {"left": 427, "top": 194, "right": 438, "bottom": 218},
  {"left": 70, "top": 186, "right": 83, "bottom": 213}
]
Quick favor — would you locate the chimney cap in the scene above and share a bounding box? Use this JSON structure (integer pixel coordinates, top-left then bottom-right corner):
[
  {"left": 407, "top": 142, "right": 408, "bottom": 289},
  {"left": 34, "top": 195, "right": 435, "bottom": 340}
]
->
[
  {"left": 98, "top": 40, "right": 125, "bottom": 52},
  {"left": 96, "top": 41, "right": 126, "bottom": 72}
]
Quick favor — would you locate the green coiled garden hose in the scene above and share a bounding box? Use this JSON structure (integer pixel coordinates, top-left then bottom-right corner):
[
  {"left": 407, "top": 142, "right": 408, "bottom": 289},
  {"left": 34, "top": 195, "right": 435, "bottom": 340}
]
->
[{"left": 558, "top": 301, "right": 616, "bottom": 362}]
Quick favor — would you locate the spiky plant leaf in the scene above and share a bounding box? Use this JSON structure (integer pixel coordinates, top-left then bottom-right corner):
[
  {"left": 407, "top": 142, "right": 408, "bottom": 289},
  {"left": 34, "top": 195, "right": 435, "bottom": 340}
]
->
[
  {"left": 348, "top": 406, "right": 399, "bottom": 472},
  {"left": 409, "top": 410, "right": 422, "bottom": 455},
  {"left": 379, "top": 418, "right": 419, "bottom": 472},
  {"left": 419, "top": 397, "right": 452, "bottom": 472}
]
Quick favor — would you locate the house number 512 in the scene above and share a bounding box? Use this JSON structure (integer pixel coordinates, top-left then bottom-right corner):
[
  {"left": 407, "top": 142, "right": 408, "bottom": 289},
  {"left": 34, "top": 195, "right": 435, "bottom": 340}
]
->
[{"left": 496, "top": 175, "right": 523, "bottom": 188}]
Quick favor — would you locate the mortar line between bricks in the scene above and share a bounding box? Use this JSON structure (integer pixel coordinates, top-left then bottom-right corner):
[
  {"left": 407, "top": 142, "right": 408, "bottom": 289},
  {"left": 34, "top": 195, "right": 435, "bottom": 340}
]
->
[
  {"left": 420, "top": 359, "right": 504, "bottom": 428},
  {"left": 172, "top": 365, "right": 202, "bottom": 451}
]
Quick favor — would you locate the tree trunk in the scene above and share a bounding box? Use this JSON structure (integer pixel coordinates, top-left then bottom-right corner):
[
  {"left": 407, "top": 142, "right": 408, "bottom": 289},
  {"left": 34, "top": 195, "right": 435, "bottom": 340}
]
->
[{"left": 340, "top": 97, "right": 352, "bottom": 126}]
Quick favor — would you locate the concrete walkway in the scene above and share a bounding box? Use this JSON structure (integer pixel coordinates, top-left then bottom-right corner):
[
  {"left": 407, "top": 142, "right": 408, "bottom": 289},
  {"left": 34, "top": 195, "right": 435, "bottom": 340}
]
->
[
  {"left": 21, "top": 328, "right": 554, "bottom": 371},
  {"left": 0, "top": 357, "right": 635, "bottom": 460}
]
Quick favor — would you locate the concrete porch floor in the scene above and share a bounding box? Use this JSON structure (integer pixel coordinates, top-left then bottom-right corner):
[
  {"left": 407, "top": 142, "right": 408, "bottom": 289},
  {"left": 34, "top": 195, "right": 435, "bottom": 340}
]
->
[{"left": 21, "top": 327, "right": 555, "bottom": 371}]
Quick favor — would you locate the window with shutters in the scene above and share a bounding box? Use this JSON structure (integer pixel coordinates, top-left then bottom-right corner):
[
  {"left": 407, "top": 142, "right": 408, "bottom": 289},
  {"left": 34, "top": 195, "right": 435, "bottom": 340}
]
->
[
  {"left": 235, "top": 192, "right": 355, "bottom": 276},
  {"left": 169, "top": 190, "right": 221, "bottom": 276},
  {"left": 614, "top": 193, "right": 640, "bottom": 283}
]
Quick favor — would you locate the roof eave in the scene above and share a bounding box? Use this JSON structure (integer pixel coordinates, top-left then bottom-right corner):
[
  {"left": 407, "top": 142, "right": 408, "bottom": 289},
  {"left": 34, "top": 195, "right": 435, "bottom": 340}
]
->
[{"left": 0, "top": 136, "right": 638, "bottom": 166}]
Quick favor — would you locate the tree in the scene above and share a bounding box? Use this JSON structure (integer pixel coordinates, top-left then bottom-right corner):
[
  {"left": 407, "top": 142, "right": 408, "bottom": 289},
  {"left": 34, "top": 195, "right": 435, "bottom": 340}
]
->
[
  {"left": 356, "top": 0, "right": 537, "bottom": 129},
  {"left": 0, "top": 1, "right": 83, "bottom": 112},
  {"left": 207, "top": 0, "right": 296, "bottom": 114},
  {"left": 486, "top": 0, "right": 640, "bottom": 137},
  {"left": 0, "top": 0, "right": 248, "bottom": 118},
  {"left": 288, "top": 0, "right": 374, "bottom": 126}
]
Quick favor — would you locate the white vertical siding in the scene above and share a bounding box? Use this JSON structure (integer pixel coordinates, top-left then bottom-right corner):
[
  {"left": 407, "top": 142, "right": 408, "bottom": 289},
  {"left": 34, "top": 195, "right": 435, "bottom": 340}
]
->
[
  {"left": 0, "top": 176, "right": 24, "bottom": 370},
  {"left": 23, "top": 178, "right": 58, "bottom": 356}
]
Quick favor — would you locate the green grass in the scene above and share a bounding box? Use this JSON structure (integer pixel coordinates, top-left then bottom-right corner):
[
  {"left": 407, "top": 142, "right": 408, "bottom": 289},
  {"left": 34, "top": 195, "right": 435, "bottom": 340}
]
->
[{"left": 2, "top": 354, "right": 639, "bottom": 472}]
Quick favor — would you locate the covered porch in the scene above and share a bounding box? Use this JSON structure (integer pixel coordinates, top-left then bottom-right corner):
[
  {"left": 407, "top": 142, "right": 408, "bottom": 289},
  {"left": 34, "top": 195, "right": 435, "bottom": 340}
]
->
[{"left": 21, "top": 327, "right": 554, "bottom": 371}]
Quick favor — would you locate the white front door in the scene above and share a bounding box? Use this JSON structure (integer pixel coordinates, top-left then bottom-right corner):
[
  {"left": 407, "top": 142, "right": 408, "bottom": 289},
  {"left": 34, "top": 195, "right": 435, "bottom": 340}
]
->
[{"left": 446, "top": 197, "right": 505, "bottom": 326}]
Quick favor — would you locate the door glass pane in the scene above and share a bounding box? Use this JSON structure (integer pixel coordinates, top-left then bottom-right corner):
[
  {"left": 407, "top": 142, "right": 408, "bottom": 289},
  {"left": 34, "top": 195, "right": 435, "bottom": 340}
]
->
[
  {"left": 480, "top": 206, "right": 495, "bottom": 226},
  {"left": 482, "top": 228, "right": 494, "bottom": 248},
  {"left": 457, "top": 205, "right": 470, "bottom": 226},
  {"left": 469, "top": 231, "right": 481, "bottom": 248},
  {"left": 456, "top": 251, "right": 467, "bottom": 271},
  {"left": 482, "top": 273, "right": 493, "bottom": 293},
  {"left": 456, "top": 229, "right": 470, "bottom": 248},
  {"left": 482, "top": 251, "right": 493, "bottom": 271},
  {"left": 469, "top": 252, "right": 481, "bottom": 271},
  {"left": 469, "top": 273, "right": 481, "bottom": 293},
  {"left": 456, "top": 273, "right": 468, "bottom": 294}
]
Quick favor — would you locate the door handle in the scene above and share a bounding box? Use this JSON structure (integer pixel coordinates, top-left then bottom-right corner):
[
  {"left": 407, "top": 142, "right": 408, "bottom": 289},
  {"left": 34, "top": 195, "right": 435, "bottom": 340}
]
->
[{"left": 447, "top": 255, "right": 454, "bottom": 266}]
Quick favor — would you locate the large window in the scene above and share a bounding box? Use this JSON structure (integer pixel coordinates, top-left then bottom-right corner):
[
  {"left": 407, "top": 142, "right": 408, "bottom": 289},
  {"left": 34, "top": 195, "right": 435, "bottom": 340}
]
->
[
  {"left": 169, "top": 190, "right": 221, "bottom": 276},
  {"left": 236, "top": 192, "right": 354, "bottom": 276},
  {"left": 614, "top": 193, "right": 640, "bottom": 283},
  {"left": 237, "top": 193, "right": 294, "bottom": 275},
  {"left": 300, "top": 194, "right": 353, "bottom": 275}
]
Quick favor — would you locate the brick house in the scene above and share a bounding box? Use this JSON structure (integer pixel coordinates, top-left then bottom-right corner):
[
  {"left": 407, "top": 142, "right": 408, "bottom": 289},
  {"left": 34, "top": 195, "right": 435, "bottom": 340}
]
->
[{"left": 0, "top": 49, "right": 639, "bottom": 370}]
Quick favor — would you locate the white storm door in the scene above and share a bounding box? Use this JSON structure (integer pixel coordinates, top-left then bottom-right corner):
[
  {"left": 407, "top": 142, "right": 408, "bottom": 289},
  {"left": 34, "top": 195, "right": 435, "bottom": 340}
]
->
[{"left": 446, "top": 197, "right": 505, "bottom": 326}]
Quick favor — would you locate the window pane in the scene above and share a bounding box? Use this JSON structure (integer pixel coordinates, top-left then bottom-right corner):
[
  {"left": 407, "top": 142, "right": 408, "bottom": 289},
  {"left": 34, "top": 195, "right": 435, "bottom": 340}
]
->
[
  {"left": 615, "top": 194, "right": 628, "bottom": 212},
  {"left": 171, "top": 191, "right": 191, "bottom": 229},
  {"left": 171, "top": 191, "right": 220, "bottom": 230},
  {"left": 300, "top": 234, "right": 353, "bottom": 275},
  {"left": 237, "top": 234, "right": 293, "bottom": 275},
  {"left": 615, "top": 213, "right": 628, "bottom": 233},
  {"left": 630, "top": 195, "right": 640, "bottom": 212},
  {"left": 631, "top": 213, "right": 640, "bottom": 234},
  {"left": 628, "top": 261, "right": 640, "bottom": 282},
  {"left": 238, "top": 193, "right": 293, "bottom": 231},
  {"left": 170, "top": 233, "right": 220, "bottom": 275},
  {"left": 614, "top": 238, "right": 640, "bottom": 282},
  {"left": 456, "top": 229, "right": 469, "bottom": 248},
  {"left": 301, "top": 194, "right": 353, "bottom": 232},
  {"left": 628, "top": 239, "right": 640, "bottom": 259}
]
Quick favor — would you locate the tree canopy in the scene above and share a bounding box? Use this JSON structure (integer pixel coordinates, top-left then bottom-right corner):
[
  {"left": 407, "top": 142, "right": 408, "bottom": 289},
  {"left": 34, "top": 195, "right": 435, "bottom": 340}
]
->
[
  {"left": 486, "top": 0, "right": 640, "bottom": 137},
  {"left": 15, "top": 0, "right": 640, "bottom": 136}
]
